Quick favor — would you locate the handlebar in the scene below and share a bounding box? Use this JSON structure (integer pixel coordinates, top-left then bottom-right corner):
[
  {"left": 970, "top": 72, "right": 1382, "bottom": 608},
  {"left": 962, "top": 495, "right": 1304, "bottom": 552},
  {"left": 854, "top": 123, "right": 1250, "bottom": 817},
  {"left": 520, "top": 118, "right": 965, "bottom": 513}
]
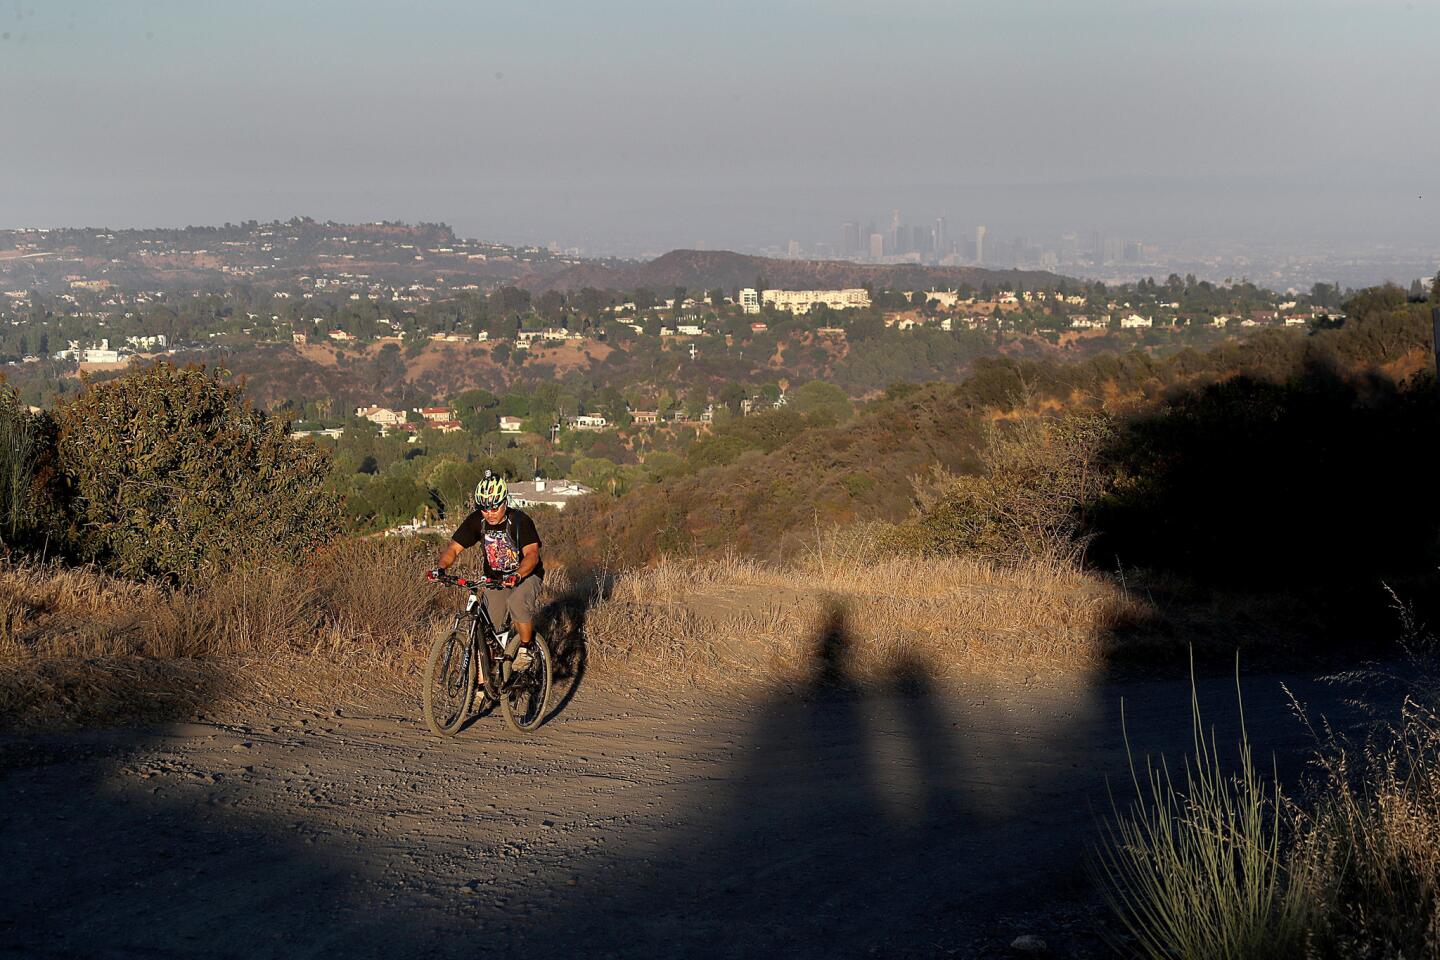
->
[{"left": 427, "top": 570, "right": 513, "bottom": 590}]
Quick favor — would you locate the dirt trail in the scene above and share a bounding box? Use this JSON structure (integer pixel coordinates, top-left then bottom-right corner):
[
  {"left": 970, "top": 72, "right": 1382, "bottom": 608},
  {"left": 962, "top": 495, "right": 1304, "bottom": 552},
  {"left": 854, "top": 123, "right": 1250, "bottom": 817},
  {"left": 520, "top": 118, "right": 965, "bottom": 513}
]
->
[{"left": 0, "top": 660, "right": 1368, "bottom": 959}]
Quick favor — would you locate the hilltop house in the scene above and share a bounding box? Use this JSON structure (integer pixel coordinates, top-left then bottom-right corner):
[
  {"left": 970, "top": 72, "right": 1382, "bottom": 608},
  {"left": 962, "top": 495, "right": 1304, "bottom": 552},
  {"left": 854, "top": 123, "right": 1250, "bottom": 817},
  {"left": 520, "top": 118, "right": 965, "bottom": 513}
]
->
[
  {"left": 507, "top": 478, "right": 594, "bottom": 512},
  {"left": 356, "top": 405, "right": 405, "bottom": 429},
  {"left": 499, "top": 416, "right": 524, "bottom": 434}
]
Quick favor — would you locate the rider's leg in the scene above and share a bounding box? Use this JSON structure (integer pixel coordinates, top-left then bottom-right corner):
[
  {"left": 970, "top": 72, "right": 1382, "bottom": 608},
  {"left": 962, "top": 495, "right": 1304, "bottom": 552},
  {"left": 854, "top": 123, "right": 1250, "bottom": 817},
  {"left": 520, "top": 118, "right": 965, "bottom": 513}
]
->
[
  {"left": 482, "top": 588, "right": 508, "bottom": 630},
  {"left": 509, "top": 576, "right": 543, "bottom": 646}
]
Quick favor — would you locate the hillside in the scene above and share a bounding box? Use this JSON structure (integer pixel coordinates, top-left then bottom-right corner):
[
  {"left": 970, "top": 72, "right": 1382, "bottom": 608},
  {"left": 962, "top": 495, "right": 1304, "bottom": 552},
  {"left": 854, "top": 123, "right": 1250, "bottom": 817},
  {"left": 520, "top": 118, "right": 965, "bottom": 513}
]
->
[
  {"left": 550, "top": 296, "right": 1440, "bottom": 617},
  {"left": 520, "top": 248, "right": 1067, "bottom": 294}
]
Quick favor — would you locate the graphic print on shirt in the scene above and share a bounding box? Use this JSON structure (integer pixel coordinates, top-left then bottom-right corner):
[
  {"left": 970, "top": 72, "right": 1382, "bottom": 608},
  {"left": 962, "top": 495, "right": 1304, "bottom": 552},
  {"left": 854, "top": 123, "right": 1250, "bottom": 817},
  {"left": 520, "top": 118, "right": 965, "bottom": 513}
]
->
[{"left": 483, "top": 526, "right": 521, "bottom": 573}]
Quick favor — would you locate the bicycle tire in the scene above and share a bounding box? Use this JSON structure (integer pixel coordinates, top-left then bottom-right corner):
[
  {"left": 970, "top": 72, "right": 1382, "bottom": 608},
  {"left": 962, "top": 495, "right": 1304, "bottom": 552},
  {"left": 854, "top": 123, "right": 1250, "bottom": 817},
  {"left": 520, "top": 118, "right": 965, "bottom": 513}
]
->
[
  {"left": 422, "top": 630, "right": 476, "bottom": 737},
  {"left": 500, "top": 633, "right": 553, "bottom": 733}
]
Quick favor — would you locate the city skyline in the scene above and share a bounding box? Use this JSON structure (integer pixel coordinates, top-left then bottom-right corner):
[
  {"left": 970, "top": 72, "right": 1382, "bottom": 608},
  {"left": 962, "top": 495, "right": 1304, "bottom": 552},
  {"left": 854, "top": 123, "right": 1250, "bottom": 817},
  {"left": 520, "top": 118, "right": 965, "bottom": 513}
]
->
[{"left": 2, "top": 1, "right": 1436, "bottom": 266}]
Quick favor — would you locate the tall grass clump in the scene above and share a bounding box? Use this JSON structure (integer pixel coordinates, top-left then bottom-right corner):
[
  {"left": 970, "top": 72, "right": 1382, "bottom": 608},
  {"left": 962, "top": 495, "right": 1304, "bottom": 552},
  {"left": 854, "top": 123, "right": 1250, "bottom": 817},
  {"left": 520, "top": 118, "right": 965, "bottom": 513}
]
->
[
  {"left": 0, "top": 387, "right": 40, "bottom": 548},
  {"left": 1095, "top": 657, "right": 1310, "bottom": 959}
]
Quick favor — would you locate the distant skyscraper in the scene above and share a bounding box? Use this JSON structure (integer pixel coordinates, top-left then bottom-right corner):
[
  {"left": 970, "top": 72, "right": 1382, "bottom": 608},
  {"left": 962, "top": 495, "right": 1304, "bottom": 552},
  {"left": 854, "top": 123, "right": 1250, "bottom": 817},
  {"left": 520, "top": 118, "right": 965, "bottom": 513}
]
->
[
  {"left": 933, "top": 217, "right": 947, "bottom": 257},
  {"left": 841, "top": 221, "right": 860, "bottom": 257},
  {"left": 975, "top": 225, "right": 987, "bottom": 265},
  {"left": 890, "top": 209, "right": 902, "bottom": 254},
  {"left": 868, "top": 232, "right": 885, "bottom": 261},
  {"left": 787, "top": 239, "right": 801, "bottom": 259}
]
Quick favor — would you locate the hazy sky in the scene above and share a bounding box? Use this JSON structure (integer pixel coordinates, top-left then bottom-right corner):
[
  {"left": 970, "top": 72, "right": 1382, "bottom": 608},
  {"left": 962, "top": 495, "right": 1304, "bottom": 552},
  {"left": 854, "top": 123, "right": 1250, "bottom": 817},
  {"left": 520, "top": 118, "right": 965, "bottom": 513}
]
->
[{"left": 3, "top": 0, "right": 1437, "bottom": 254}]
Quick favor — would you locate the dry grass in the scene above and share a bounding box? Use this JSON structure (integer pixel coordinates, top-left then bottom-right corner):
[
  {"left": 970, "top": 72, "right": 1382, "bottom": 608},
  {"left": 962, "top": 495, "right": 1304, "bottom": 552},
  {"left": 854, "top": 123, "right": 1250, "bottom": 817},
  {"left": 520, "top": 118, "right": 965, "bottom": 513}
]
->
[
  {"left": 0, "top": 538, "right": 450, "bottom": 726},
  {"left": 2, "top": 522, "right": 1158, "bottom": 725},
  {"left": 1294, "top": 703, "right": 1440, "bottom": 956},
  {"left": 1094, "top": 590, "right": 1440, "bottom": 960},
  {"left": 582, "top": 523, "right": 1156, "bottom": 686}
]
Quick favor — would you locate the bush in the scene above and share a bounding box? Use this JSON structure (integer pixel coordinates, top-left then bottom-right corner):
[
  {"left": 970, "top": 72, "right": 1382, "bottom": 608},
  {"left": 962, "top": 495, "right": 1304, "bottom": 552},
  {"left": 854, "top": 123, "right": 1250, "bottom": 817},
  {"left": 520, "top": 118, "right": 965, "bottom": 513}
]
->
[
  {"left": 52, "top": 363, "right": 342, "bottom": 580},
  {"left": 897, "top": 413, "right": 1113, "bottom": 563}
]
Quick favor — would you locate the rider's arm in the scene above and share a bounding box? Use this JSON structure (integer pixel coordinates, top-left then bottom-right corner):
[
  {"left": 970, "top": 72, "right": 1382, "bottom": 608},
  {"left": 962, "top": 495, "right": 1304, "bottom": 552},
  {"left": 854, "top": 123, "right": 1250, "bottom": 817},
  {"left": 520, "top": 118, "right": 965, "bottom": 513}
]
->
[
  {"left": 436, "top": 539, "right": 464, "bottom": 572},
  {"left": 515, "top": 542, "right": 540, "bottom": 581}
]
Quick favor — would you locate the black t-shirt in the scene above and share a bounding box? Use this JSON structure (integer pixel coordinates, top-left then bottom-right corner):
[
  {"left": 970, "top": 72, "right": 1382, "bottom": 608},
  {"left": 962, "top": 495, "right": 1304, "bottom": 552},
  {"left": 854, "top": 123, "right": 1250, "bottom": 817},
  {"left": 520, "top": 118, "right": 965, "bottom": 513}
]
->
[{"left": 452, "top": 507, "right": 543, "bottom": 579}]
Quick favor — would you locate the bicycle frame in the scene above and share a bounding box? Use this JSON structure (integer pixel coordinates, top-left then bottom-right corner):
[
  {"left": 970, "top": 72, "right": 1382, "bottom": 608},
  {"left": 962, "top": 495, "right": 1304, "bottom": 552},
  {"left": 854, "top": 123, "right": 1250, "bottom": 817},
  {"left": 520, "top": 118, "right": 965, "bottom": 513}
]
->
[{"left": 451, "top": 582, "right": 515, "bottom": 700}]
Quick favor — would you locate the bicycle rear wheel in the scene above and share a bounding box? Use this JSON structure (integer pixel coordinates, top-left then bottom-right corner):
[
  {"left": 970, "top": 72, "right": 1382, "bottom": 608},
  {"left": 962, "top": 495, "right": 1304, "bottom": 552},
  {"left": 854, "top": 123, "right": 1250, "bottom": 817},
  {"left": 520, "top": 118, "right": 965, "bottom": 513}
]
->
[
  {"left": 423, "top": 630, "right": 476, "bottom": 736},
  {"left": 500, "top": 634, "right": 553, "bottom": 733}
]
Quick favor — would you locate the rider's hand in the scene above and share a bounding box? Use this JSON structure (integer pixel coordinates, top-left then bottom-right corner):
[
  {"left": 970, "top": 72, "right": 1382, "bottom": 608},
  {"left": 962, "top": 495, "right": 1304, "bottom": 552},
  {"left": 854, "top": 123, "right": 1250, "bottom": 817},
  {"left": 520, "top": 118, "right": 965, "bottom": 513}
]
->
[
  {"left": 426, "top": 568, "right": 443, "bottom": 582},
  {"left": 501, "top": 574, "right": 519, "bottom": 588}
]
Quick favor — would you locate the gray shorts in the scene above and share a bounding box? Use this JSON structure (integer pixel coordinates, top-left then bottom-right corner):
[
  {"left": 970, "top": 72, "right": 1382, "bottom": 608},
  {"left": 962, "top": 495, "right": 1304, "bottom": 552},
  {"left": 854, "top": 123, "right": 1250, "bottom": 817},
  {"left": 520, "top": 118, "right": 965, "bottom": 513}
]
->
[{"left": 483, "top": 575, "right": 544, "bottom": 628}]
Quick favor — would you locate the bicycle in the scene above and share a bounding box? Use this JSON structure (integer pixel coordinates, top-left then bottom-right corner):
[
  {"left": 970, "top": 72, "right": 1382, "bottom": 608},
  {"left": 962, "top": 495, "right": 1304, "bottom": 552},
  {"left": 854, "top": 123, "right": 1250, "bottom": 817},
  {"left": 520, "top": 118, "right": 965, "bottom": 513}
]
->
[{"left": 422, "top": 572, "right": 554, "bottom": 736}]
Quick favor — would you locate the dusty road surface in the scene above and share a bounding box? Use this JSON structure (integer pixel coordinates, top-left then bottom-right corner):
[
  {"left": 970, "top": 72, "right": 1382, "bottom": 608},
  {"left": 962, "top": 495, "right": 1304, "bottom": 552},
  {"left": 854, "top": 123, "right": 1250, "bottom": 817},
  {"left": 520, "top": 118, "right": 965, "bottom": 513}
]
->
[{"left": 1, "top": 658, "right": 1368, "bottom": 960}]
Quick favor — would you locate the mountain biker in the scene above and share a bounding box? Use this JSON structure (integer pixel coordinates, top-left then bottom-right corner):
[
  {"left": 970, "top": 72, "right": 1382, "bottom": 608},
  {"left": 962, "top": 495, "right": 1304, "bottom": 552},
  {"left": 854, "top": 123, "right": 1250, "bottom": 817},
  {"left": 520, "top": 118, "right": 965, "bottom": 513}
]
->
[{"left": 429, "top": 472, "right": 544, "bottom": 671}]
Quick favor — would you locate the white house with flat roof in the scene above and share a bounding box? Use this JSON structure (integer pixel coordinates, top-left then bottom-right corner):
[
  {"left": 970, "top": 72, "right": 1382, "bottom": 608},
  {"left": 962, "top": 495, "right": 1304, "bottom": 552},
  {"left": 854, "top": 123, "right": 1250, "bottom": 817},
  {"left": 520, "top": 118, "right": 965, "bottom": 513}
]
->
[{"left": 508, "top": 478, "right": 593, "bottom": 511}]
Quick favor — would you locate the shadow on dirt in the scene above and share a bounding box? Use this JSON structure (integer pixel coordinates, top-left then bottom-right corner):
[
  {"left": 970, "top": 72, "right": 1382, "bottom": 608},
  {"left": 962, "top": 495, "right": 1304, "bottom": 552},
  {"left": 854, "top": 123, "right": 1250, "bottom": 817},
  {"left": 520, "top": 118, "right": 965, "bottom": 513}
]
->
[
  {"left": 0, "top": 596, "right": 1371, "bottom": 959},
  {"left": 536, "top": 568, "right": 615, "bottom": 723}
]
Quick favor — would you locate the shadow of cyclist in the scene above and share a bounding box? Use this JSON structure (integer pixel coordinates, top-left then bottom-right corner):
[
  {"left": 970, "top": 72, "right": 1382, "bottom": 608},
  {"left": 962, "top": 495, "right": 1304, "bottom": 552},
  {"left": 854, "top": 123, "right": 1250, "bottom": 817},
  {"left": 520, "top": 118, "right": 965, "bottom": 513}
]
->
[{"left": 534, "top": 567, "right": 616, "bottom": 722}]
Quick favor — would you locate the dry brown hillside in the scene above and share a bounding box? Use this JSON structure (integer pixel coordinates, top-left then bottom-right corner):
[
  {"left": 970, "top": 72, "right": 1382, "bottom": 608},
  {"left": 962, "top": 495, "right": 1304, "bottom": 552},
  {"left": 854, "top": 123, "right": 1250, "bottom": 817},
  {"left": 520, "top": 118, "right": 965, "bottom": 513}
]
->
[{"left": 183, "top": 339, "right": 612, "bottom": 411}]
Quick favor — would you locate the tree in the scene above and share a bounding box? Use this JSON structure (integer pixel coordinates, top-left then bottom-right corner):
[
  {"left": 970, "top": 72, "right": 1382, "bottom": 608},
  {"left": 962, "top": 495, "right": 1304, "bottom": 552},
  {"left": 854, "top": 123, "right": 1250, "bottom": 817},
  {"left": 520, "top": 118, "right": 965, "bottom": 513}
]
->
[
  {"left": 718, "top": 381, "right": 747, "bottom": 414},
  {"left": 535, "top": 290, "right": 567, "bottom": 324},
  {"left": 490, "top": 285, "right": 531, "bottom": 313},
  {"left": 788, "top": 380, "right": 852, "bottom": 422},
  {"left": 426, "top": 458, "right": 486, "bottom": 517}
]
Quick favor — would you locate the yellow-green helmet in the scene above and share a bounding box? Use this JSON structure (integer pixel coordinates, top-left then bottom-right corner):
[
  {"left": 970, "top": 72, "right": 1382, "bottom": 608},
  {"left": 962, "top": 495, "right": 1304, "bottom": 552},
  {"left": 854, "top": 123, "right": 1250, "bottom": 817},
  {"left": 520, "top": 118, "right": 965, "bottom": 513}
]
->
[{"left": 473, "top": 471, "right": 508, "bottom": 509}]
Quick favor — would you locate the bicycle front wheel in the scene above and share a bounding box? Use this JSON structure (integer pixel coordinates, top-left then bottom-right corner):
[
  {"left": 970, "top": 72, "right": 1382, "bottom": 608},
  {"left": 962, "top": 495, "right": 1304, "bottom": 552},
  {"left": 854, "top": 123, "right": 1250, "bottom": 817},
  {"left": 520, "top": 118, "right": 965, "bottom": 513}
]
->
[
  {"left": 500, "top": 634, "right": 553, "bottom": 733},
  {"left": 423, "top": 630, "right": 476, "bottom": 737}
]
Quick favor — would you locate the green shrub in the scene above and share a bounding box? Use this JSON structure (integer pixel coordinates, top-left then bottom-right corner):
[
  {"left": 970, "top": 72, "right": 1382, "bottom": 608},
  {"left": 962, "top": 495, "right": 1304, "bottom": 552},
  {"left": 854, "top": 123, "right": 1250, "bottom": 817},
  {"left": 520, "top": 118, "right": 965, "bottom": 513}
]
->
[{"left": 53, "top": 363, "right": 341, "bottom": 580}]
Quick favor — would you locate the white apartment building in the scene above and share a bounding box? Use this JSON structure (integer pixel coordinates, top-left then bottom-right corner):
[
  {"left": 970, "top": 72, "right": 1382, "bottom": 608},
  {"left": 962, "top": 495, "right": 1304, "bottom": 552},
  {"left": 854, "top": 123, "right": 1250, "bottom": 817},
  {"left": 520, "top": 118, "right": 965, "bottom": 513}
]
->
[
  {"left": 760, "top": 288, "right": 872, "bottom": 314},
  {"left": 53, "top": 339, "right": 121, "bottom": 363},
  {"left": 1120, "top": 314, "right": 1153, "bottom": 329},
  {"left": 739, "top": 288, "right": 761, "bottom": 315}
]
